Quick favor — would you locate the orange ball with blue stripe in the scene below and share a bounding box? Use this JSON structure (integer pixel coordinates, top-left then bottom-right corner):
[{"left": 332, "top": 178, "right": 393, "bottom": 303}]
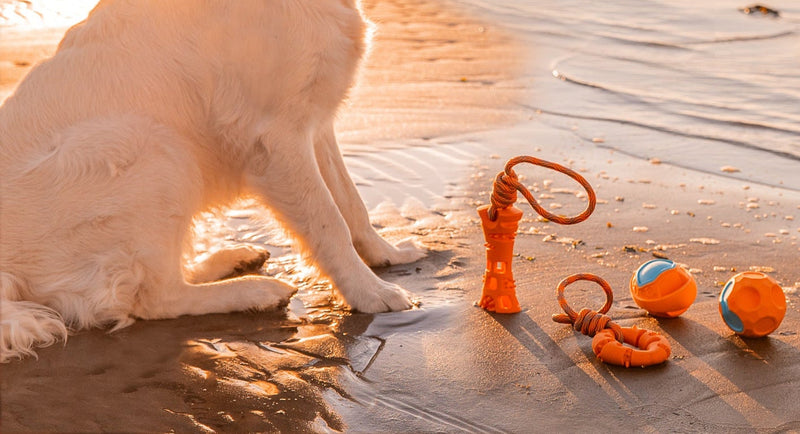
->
[{"left": 630, "top": 259, "right": 697, "bottom": 318}]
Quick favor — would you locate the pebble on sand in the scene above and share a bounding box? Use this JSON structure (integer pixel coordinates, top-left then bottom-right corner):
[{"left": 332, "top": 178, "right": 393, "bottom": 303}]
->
[
  {"left": 690, "top": 237, "right": 720, "bottom": 245},
  {"left": 721, "top": 166, "right": 740, "bottom": 173}
]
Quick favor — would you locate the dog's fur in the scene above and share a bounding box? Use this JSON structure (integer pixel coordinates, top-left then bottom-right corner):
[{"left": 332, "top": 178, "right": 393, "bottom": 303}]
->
[{"left": 0, "top": 0, "right": 425, "bottom": 363}]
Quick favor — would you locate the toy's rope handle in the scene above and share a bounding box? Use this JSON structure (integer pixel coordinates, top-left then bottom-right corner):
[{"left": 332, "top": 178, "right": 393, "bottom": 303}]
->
[
  {"left": 488, "top": 156, "right": 596, "bottom": 223},
  {"left": 552, "top": 273, "right": 623, "bottom": 342}
]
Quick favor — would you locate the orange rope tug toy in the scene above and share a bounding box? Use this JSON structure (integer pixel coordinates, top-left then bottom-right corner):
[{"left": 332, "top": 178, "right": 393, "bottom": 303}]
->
[
  {"left": 478, "top": 156, "right": 596, "bottom": 313},
  {"left": 553, "top": 274, "right": 671, "bottom": 368}
]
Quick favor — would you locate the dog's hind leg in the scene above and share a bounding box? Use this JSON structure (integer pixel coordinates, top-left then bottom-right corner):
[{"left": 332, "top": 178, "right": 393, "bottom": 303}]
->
[
  {"left": 131, "top": 217, "right": 293, "bottom": 319},
  {"left": 133, "top": 275, "right": 296, "bottom": 320},
  {"left": 4, "top": 115, "right": 295, "bottom": 330},
  {"left": 314, "top": 125, "right": 426, "bottom": 267},
  {"left": 184, "top": 245, "right": 270, "bottom": 284}
]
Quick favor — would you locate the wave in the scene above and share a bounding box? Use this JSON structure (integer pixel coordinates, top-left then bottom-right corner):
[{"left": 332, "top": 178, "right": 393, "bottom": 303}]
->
[
  {"left": 549, "top": 54, "right": 800, "bottom": 161},
  {"left": 522, "top": 103, "right": 800, "bottom": 163},
  {"left": 596, "top": 30, "right": 796, "bottom": 49}
]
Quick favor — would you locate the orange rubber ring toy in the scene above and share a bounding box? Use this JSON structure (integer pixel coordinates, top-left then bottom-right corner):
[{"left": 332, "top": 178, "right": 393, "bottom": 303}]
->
[
  {"left": 553, "top": 273, "right": 671, "bottom": 368},
  {"left": 592, "top": 326, "right": 671, "bottom": 368}
]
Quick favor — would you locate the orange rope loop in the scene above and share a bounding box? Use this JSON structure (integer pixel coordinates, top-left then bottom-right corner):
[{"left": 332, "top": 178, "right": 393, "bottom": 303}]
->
[
  {"left": 552, "top": 273, "right": 623, "bottom": 342},
  {"left": 488, "top": 155, "right": 596, "bottom": 224}
]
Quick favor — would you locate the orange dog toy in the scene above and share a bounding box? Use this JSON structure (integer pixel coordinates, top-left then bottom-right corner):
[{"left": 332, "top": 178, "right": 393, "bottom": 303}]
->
[
  {"left": 553, "top": 273, "right": 671, "bottom": 367},
  {"left": 719, "top": 271, "right": 787, "bottom": 338},
  {"left": 630, "top": 259, "right": 697, "bottom": 318},
  {"left": 478, "top": 156, "right": 596, "bottom": 313}
]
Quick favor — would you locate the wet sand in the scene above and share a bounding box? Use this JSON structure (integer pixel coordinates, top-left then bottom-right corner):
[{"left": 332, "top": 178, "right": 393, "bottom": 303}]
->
[
  {"left": 330, "top": 142, "right": 800, "bottom": 432},
  {"left": 2, "top": 0, "right": 800, "bottom": 433},
  {"left": 337, "top": 0, "right": 526, "bottom": 145}
]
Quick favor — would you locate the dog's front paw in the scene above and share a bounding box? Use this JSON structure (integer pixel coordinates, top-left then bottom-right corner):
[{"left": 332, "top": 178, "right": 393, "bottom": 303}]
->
[
  {"left": 347, "top": 279, "right": 416, "bottom": 313},
  {"left": 362, "top": 238, "right": 427, "bottom": 268}
]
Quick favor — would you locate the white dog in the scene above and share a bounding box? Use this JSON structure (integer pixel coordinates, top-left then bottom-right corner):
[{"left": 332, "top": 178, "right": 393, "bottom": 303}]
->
[{"left": 0, "top": 0, "right": 426, "bottom": 363}]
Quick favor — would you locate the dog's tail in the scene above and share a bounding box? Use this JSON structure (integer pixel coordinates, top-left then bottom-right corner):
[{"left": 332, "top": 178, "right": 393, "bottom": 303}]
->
[{"left": 1, "top": 272, "right": 68, "bottom": 363}]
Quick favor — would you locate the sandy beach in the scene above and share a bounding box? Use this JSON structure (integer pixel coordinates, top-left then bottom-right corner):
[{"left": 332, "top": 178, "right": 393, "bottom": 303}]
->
[{"left": 2, "top": 0, "right": 799, "bottom": 433}]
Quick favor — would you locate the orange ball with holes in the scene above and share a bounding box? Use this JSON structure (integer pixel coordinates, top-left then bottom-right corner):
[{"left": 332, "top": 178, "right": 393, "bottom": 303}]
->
[{"left": 719, "top": 272, "right": 786, "bottom": 338}]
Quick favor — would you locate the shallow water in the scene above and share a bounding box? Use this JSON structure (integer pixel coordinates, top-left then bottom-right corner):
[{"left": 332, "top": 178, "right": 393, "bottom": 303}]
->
[{"left": 456, "top": 0, "right": 800, "bottom": 189}]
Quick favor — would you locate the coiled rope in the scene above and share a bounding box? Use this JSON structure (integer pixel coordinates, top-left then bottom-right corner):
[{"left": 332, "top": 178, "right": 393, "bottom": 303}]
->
[
  {"left": 487, "top": 155, "right": 596, "bottom": 223},
  {"left": 552, "top": 273, "right": 624, "bottom": 342}
]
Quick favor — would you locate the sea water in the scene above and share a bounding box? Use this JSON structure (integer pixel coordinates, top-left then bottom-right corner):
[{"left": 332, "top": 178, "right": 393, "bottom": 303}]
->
[{"left": 458, "top": 0, "right": 800, "bottom": 189}]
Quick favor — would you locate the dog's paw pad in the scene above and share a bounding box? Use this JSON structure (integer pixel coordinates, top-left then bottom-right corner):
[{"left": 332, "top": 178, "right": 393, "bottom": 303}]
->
[
  {"left": 190, "top": 245, "right": 270, "bottom": 283},
  {"left": 230, "top": 246, "right": 269, "bottom": 275}
]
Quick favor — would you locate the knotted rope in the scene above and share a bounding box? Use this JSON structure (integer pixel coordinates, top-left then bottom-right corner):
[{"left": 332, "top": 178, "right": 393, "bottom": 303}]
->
[
  {"left": 488, "top": 155, "right": 596, "bottom": 223},
  {"left": 552, "top": 273, "right": 623, "bottom": 342}
]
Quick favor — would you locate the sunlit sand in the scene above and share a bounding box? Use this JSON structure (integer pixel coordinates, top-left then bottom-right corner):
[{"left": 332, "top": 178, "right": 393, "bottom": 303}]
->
[{"left": 1, "top": 0, "right": 799, "bottom": 432}]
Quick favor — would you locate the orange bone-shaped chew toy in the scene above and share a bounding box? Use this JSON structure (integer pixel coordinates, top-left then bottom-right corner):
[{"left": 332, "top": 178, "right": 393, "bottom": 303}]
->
[{"left": 478, "top": 156, "right": 596, "bottom": 313}]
